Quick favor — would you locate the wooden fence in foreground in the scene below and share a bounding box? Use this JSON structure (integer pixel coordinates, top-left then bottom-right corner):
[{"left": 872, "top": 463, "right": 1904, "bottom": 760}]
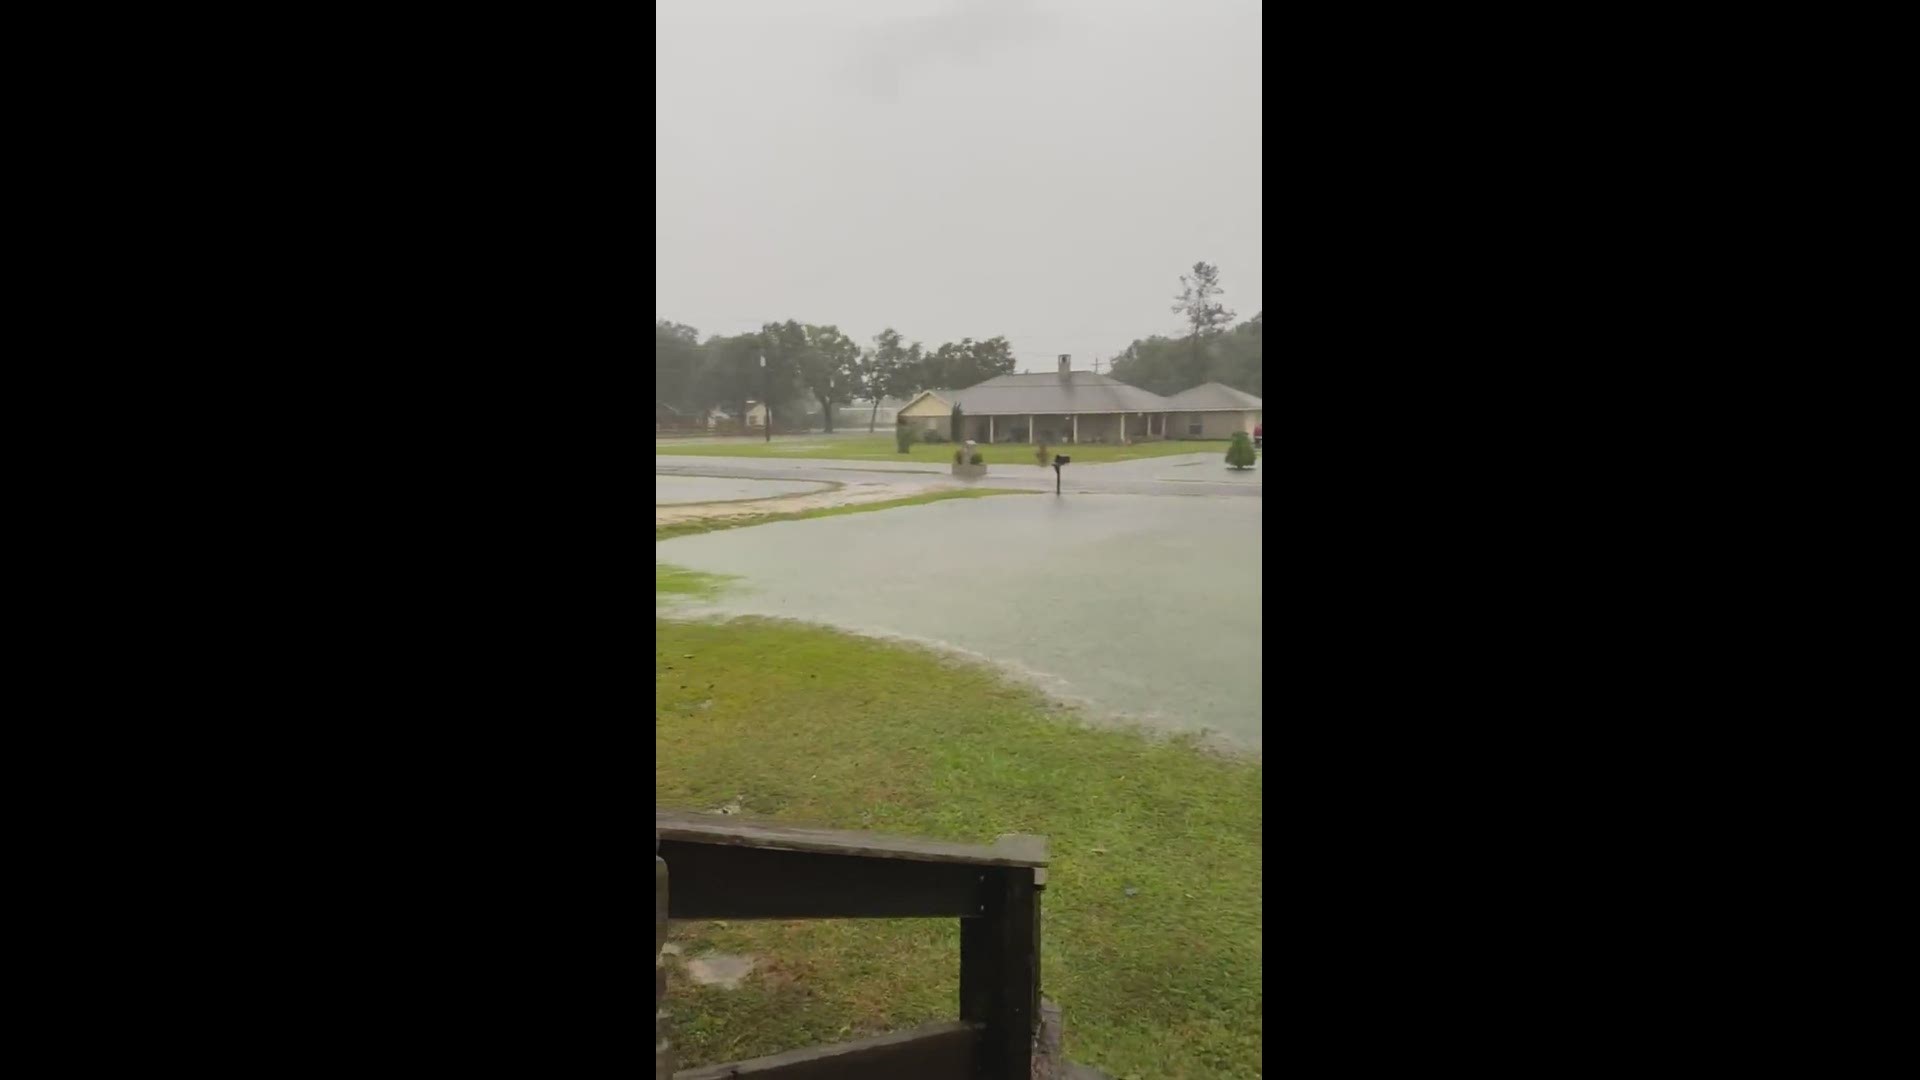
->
[{"left": 656, "top": 808, "right": 1049, "bottom": 1079}]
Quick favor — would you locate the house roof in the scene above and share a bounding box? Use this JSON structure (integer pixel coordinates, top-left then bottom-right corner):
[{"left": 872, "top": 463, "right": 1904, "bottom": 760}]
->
[
  {"left": 913, "top": 371, "right": 1177, "bottom": 416},
  {"left": 1164, "top": 382, "right": 1263, "bottom": 411}
]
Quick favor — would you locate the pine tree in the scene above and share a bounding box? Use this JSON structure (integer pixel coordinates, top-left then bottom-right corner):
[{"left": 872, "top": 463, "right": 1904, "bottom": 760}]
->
[
  {"left": 950, "top": 404, "right": 966, "bottom": 444},
  {"left": 1172, "top": 262, "right": 1236, "bottom": 388}
]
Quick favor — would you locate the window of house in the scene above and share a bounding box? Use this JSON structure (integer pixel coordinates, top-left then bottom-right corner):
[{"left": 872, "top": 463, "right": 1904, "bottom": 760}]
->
[{"left": 1188, "top": 420, "right": 1203, "bottom": 436}]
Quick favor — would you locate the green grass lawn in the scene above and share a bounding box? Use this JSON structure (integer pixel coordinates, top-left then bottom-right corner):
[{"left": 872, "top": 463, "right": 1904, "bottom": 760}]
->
[
  {"left": 657, "top": 434, "right": 1231, "bottom": 465},
  {"left": 657, "top": 488, "right": 1036, "bottom": 542},
  {"left": 656, "top": 595, "right": 1262, "bottom": 1078}
]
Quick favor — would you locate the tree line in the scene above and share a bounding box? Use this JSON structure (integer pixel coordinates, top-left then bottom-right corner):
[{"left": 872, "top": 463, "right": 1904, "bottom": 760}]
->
[
  {"left": 654, "top": 320, "right": 1018, "bottom": 433},
  {"left": 656, "top": 262, "right": 1262, "bottom": 432},
  {"left": 1108, "top": 261, "right": 1263, "bottom": 397}
]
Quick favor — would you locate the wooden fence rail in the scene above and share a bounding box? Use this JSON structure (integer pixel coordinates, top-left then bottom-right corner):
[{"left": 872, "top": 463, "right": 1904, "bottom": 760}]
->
[{"left": 656, "top": 809, "right": 1048, "bottom": 1080}]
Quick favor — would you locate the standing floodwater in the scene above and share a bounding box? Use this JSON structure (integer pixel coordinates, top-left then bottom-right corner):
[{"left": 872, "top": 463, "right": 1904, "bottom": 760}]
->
[{"left": 657, "top": 493, "right": 1262, "bottom": 750}]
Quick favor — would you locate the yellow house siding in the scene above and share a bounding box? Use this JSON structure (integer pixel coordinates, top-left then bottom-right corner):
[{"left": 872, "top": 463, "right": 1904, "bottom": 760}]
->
[{"left": 898, "top": 393, "right": 952, "bottom": 418}]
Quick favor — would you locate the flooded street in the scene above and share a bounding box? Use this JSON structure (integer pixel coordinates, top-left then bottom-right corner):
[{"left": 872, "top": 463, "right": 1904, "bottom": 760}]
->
[{"left": 657, "top": 493, "right": 1262, "bottom": 751}]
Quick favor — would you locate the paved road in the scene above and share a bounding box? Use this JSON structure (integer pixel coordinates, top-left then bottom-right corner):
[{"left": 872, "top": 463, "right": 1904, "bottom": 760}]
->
[{"left": 654, "top": 452, "right": 1262, "bottom": 498}]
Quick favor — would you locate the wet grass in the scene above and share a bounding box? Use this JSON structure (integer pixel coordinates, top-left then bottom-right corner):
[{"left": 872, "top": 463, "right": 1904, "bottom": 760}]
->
[
  {"left": 657, "top": 435, "right": 1229, "bottom": 465},
  {"left": 656, "top": 617, "right": 1262, "bottom": 1079},
  {"left": 656, "top": 487, "right": 1036, "bottom": 542},
  {"left": 656, "top": 565, "right": 738, "bottom": 599}
]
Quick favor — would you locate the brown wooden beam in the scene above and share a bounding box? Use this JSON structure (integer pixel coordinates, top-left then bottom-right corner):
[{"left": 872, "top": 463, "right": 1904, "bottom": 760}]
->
[
  {"left": 660, "top": 840, "right": 989, "bottom": 920},
  {"left": 656, "top": 809, "right": 1046, "bottom": 869},
  {"left": 672, "top": 1021, "right": 982, "bottom": 1080}
]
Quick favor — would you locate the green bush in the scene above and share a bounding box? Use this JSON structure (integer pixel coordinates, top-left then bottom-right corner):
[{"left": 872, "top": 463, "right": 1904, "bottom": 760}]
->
[
  {"left": 895, "top": 419, "right": 913, "bottom": 453},
  {"left": 953, "top": 448, "right": 964, "bottom": 464},
  {"left": 969, "top": 452, "right": 985, "bottom": 465},
  {"left": 1226, "top": 431, "right": 1256, "bottom": 469}
]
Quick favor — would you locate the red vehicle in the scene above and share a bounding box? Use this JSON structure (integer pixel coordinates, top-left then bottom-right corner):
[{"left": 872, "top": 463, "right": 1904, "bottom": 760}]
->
[{"left": 1252, "top": 422, "right": 1263, "bottom": 450}]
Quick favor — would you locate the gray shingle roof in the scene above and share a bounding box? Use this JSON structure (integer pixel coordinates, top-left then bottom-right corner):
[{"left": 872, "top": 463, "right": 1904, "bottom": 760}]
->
[
  {"left": 928, "top": 372, "right": 1176, "bottom": 416},
  {"left": 1163, "top": 382, "right": 1263, "bottom": 411}
]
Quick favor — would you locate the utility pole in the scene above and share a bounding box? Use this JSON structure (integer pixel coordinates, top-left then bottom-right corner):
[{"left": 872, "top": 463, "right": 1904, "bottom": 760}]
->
[{"left": 760, "top": 353, "right": 770, "bottom": 443}]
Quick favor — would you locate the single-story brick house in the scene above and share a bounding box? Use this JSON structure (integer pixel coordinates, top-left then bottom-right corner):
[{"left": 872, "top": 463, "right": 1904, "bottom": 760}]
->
[{"left": 896, "top": 357, "right": 1260, "bottom": 444}]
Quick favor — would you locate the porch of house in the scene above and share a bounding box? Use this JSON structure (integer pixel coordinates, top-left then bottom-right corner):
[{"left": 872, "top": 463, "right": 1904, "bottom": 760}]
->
[{"left": 963, "top": 413, "right": 1174, "bottom": 445}]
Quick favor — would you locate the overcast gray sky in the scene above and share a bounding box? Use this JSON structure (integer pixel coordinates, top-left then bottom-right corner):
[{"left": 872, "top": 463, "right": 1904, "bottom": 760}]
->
[{"left": 656, "top": 0, "right": 1261, "bottom": 373}]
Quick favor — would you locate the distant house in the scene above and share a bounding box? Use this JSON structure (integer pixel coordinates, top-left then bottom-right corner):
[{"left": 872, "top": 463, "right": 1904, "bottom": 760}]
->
[
  {"left": 705, "top": 407, "right": 733, "bottom": 431},
  {"left": 1164, "top": 382, "right": 1263, "bottom": 439},
  {"left": 896, "top": 356, "right": 1261, "bottom": 444},
  {"left": 745, "top": 402, "right": 769, "bottom": 428},
  {"left": 838, "top": 397, "right": 906, "bottom": 429}
]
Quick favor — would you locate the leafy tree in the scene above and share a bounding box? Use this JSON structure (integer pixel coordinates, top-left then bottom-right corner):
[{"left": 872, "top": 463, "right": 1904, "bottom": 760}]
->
[
  {"left": 894, "top": 415, "right": 913, "bottom": 453},
  {"left": 798, "top": 324, "right": 859, "bottom": 433},
  {"left": 861, "top": 329, "right": 917, "bottom": 431},
  {"left": 1110, "top": 309, "right": 1262, "bottom": 397},
  {"left": 1171, "top": 261, "right": 1237, "bottom": 387},
  {"left": 655, "top": 320, "right": 702, "bottom": 413},
  {"left": 696, "top": 332, "right": 771, "bottom": 429},
  {"left": 917, "top": 336, "right": 1018, "bottom": 390},
  {"left": 1225, "top": 431, "right": 1256, "bottom": 469},
  {"left": 904, "top": 341, "right": 926, "bottom": 389},
  {"left": 970, "top": 336, "right": 1018, "bottom": 380},
  {"left": 755, "top": 320, "right": 813, "bottom": 430}
]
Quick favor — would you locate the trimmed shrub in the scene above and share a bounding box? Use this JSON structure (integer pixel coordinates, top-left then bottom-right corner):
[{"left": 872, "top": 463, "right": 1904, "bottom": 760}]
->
[
  {"left": 953, "top": 448, "right": 965, "bottom": 464},
  {"left": 895, "top": 418, "right": 913, "bottom": 453},
  {"left": 969, "top": 452, "right": 985, "bottom": 465},
  {"left": 1035, "top": 442, "right": 1050, "bottom": 468},
  {"left": 1226, "top": 431, "right": 1256, "bottom": 469},
  {"left": 950, "top": 404, "right": 965, "bottom": 444}
]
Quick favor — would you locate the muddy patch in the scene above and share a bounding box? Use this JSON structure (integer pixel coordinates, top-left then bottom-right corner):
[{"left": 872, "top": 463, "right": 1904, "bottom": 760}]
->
[{"left": 684, "top": 953, "right": 756, "bottom": 989}]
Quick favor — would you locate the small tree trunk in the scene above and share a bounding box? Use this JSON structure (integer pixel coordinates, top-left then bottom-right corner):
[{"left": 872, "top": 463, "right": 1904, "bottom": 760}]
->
[{"left": 869, "top": 400, "right": 880, "bottom": 433}]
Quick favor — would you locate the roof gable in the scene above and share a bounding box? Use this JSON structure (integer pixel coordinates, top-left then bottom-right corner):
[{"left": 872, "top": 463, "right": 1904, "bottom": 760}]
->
[{"left": 1165, "top": 382, "right": 1263, "bottom": 410}]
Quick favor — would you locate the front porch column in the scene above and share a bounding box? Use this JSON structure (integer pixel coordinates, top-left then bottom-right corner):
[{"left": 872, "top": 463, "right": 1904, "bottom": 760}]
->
[
  {"left": 1072, "top": 415, "right": 1078, "bottom": 443},
  {"left": 988, "top": 415, "right": 994, "bottom": 443},
  {"left": 1029, "top": 415, "right": 1034, "bottom": 444},
  {"left": 1120, "top": 412, "right": 1126, "bottom": 444}
]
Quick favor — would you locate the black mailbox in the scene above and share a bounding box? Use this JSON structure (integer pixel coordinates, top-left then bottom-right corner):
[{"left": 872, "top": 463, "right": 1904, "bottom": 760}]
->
[{"left": 1053, "top": 455, "right": 1070, "bottom": 466}]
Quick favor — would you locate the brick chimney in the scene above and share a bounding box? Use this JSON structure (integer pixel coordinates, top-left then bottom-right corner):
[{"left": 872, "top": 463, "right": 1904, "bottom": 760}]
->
[{"left": 1058, "top": 354, "right": 1071, "bottom": 379}]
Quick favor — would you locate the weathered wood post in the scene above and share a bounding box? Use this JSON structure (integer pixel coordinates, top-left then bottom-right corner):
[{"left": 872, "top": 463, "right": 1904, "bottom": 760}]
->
[
  {"left": 656, "top": 837, "right": 671, "bottom": 1080},
  {"left": 961, "top": 835, "right": 1045, "bottom": 1079}
]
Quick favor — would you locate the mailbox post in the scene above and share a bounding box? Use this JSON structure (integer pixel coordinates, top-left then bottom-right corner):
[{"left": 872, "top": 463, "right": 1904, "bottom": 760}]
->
[{"left": 1052, "top": 454, "right": 1070, "bottom": 495}]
